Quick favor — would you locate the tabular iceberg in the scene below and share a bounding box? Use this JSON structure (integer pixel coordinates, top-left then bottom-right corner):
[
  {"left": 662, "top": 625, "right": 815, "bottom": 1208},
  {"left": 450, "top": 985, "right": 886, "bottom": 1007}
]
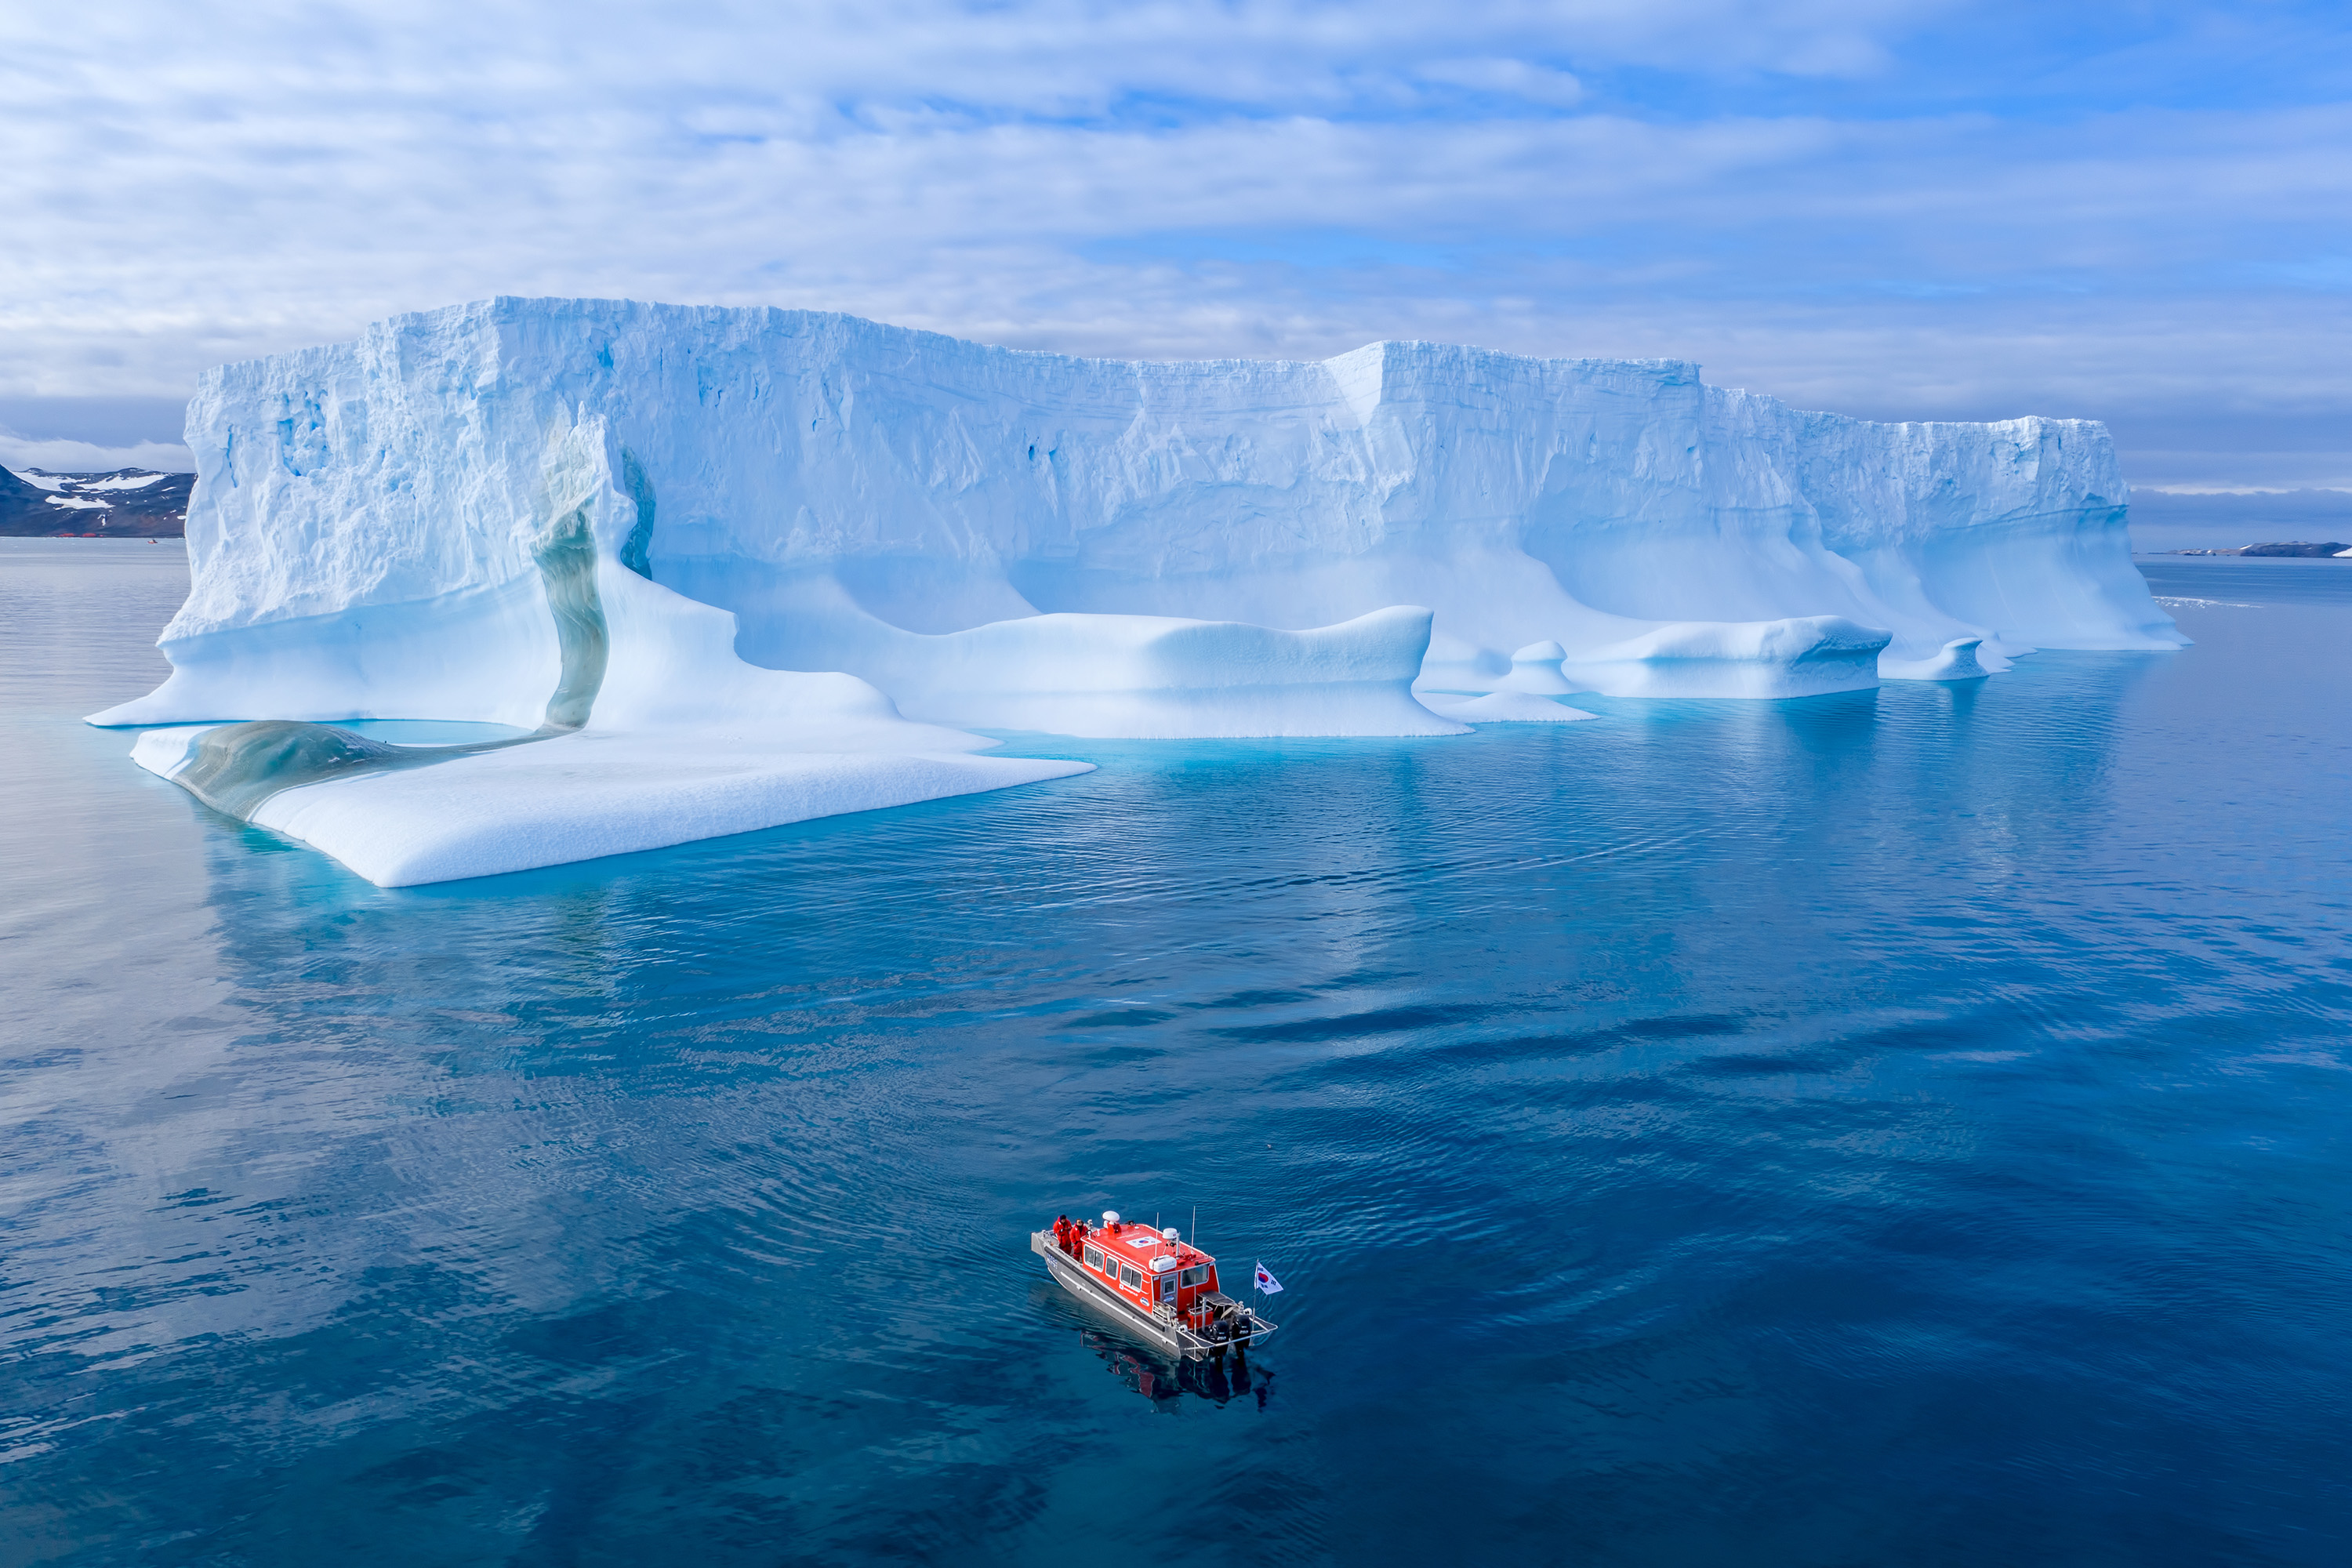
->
[{"left": 94, "top": 297, "right": 2183, "bottom": 884}]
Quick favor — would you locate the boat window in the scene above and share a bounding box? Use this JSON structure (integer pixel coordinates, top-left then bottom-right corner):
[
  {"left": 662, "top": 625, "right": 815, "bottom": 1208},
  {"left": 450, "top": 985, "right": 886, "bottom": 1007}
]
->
[
  {"left": 1120, "top": 1265, "right": 1142, "bottom": 1289},
  {"left": 1178, "top": 1265, "right": 1207, "bottom": 1288},
  {"left": 1083, "top": 1247, "right": 1102, "bottom": 1269}
]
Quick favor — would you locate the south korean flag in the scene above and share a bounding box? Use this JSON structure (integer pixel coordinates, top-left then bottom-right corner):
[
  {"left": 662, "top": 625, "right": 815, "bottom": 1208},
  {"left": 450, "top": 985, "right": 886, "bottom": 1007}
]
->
[{"left": 1253, "top": 1261, "right": 1284, "bottom": 1295}]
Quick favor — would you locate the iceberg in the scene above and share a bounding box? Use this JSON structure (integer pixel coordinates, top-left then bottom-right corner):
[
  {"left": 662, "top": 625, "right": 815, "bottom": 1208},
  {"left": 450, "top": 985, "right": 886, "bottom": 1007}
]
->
[{"left": 93, "top": 297, "right": 2183, "bottom": 884}]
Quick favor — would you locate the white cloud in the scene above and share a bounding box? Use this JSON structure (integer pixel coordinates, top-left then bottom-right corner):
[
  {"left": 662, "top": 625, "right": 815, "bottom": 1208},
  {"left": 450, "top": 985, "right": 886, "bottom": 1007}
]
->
[
  {"left": 0, "top": 1, "right": 2345, "bottom": 488},
  {"left": 0, "top": 2, "right": 1940, "bottom": 122},
  {"left": 1417, "top": 58, "right": 1584, "bottom": 107},
  {"left": 0, "top": 430, "right": 196, "bottom": 474}
]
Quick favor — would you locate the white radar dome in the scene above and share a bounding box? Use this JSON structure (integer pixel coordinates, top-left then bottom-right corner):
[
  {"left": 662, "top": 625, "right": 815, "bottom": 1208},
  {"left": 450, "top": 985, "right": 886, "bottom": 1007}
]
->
[
  {"left": 1163, "top": 1226, "right": 1180, "bottom": 1240},
  {"left": 1102, "top": 1210, "right": 1120, "bottom": 1225}
]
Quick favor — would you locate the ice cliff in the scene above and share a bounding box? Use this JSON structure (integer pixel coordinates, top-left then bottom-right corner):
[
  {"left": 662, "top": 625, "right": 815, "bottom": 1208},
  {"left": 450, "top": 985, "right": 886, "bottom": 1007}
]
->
[{"left": 96, "top": 297, "right": 2183, "bottom": 884}]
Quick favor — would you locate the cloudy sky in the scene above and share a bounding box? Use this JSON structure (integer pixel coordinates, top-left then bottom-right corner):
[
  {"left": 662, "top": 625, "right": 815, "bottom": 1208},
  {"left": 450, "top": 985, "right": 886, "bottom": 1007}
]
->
[{"left": 2, "top": 0, "right": 2346, "bottom": 489}]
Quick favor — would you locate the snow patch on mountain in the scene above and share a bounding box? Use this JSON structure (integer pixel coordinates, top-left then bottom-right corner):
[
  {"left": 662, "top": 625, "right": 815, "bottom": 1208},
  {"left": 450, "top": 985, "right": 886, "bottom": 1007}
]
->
[{"left": 3, "top": 467, "right": 193, "bottom": 536}]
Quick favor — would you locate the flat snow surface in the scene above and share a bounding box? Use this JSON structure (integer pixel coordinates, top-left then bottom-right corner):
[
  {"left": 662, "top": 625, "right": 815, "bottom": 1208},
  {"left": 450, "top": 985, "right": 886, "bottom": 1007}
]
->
[
  {"left": 133, "top": 727, "right": 1091, "bottom": 887},
  {"left": 78, "top": 473, "right": 167, "bottom": 491}
]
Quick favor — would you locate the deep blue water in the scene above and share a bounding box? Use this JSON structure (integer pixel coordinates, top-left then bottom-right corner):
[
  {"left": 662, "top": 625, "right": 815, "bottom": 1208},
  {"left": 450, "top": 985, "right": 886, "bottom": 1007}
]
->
[{"left": 3, "top": 541, "right": 2348, "bottom": 1566}]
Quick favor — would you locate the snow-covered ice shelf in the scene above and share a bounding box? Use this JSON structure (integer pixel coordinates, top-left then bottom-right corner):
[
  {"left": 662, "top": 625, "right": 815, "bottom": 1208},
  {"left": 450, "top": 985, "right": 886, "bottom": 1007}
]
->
[
  {"left": 94, "top": 297, "right": 2185, "bottom": 884},
  {"left": 130, "top": 722, "right": 1086, "bottom": 888}
]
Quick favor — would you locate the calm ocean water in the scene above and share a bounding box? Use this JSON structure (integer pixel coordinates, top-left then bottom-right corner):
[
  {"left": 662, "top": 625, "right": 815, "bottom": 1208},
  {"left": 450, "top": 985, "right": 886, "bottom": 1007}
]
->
[{"left": 2, "top": 541, "right": 2347, "bottom": 1566}]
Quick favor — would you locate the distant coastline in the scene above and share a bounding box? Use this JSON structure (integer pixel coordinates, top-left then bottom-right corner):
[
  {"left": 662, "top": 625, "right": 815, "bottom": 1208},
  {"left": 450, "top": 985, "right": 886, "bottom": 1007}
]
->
[
  {"left": 2170, "top": 541, "right": 2351, "bottom": 557},
  {"left": 1, "top": 466, "right": 191, "bottom": 537}
]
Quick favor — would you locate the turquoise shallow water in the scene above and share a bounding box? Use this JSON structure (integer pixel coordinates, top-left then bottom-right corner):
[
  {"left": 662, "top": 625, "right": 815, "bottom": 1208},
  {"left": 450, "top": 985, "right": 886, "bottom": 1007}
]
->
[{"left": 2, "top": 541, "right": 2348, "bottom": 1565}]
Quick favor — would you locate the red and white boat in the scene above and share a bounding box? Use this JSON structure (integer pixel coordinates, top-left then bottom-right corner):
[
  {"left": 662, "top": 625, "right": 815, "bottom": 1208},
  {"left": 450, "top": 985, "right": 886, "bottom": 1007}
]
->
[{"left": 1033, "top": 1210, "right": 1279, "bottom": 1359}]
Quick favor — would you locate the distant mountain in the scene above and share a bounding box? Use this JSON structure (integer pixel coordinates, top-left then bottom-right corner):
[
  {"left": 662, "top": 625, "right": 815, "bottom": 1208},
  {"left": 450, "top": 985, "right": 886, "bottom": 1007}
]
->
[
  {"left": 2128, "top": 488, "right": 2352, "bottom": 553},
  {"left": 2173, "top": 540, "right": 2351, "bottom": 557},
  {"left": 1, "top": 467, "right": 193, "bottom": 537}
]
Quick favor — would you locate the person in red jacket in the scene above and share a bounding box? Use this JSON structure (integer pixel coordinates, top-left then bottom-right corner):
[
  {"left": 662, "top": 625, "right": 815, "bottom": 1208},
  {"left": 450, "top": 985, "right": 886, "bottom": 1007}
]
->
[{"left": 1054, "top": 1215, "right": 1070, "bottom": 1253}]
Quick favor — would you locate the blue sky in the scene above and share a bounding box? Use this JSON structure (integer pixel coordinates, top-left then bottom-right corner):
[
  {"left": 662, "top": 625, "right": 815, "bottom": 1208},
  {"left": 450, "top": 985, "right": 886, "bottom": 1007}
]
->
[{"left": 2, "top": 1, "right": 2347, "bottom": 490}]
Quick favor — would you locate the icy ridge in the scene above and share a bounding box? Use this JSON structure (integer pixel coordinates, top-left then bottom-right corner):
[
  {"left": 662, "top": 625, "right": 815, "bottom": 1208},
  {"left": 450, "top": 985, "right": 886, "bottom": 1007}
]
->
[
  {"left": 130, "top": 297, "right": 2176, "bottom": 716},
  {"left": 89, "top": 297, "right": 2184, "bottom": 884}
]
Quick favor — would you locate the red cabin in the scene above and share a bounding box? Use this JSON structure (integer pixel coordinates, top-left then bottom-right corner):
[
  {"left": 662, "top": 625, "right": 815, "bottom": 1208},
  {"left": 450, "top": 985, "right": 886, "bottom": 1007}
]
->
[{"left": 1082, "top": 1221, "right": 1218, "bottom": 1320}]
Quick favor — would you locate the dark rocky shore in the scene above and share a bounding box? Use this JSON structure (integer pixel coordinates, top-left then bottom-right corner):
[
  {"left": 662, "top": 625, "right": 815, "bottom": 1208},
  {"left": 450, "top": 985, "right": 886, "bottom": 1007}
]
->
[{"left": 2, "top": 466, "right": 192, "bottom": 537}]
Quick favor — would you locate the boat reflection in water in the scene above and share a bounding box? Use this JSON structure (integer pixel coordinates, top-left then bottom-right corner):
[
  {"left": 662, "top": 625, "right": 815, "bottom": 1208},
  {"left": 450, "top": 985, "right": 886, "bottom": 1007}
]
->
[{"left": 1080, "top": 1327, "right": 1273, "bottom": 1412}]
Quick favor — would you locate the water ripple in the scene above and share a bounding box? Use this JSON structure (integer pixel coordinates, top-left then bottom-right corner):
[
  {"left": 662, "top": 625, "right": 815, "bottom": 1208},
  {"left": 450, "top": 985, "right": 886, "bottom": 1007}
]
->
[{"left": 2, "top": 550, "right": 2350, "bottom": 1562}]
